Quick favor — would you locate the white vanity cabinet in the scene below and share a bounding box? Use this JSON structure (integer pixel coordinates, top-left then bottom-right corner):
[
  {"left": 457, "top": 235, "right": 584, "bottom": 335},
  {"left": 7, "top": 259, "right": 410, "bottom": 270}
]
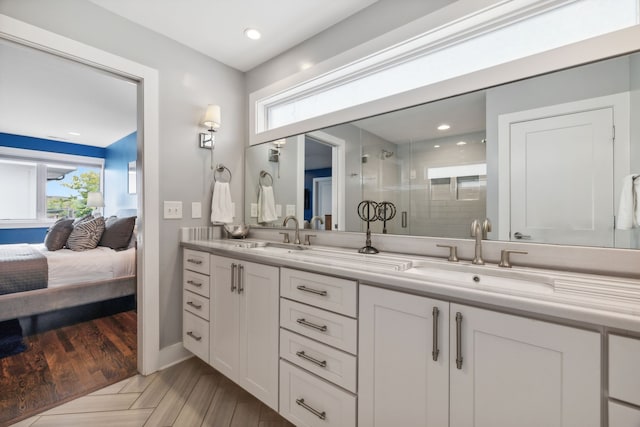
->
[
  {"left": 279, "top": 268, "right": 358, "bottom": 427},
  {"left": 359, "top": 285, "right": 602, "bottom": 427},
  {"left": 209, "top": 255, "right": 279, "bottom": 410},
  {"left": 608, "top": 334, "right": 640, "bottom": 427}
]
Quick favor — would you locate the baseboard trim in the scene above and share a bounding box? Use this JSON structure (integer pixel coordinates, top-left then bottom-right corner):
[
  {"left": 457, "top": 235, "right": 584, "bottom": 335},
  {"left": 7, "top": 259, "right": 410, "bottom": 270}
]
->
[{"left": 157, "top": 342, "right": 193, "bottom": 371}]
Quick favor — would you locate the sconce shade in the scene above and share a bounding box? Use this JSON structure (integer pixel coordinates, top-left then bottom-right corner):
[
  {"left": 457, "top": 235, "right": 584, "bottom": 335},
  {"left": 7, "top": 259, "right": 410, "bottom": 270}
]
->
[
  {"left": 203, "top": 104, "right": 221, "bottom": 129},
  {"left": 87, "top": 191, "right": 105, "bottom": 207}
]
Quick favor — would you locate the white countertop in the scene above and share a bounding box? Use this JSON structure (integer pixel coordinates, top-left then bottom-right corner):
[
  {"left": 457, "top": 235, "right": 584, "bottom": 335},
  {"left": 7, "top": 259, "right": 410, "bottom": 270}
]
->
[{"left": 181, "top": 238, "right": 640, "bottom": 332}]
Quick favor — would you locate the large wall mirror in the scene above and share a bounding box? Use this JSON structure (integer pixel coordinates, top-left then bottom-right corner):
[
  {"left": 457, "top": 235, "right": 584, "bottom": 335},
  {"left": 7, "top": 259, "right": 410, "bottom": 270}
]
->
[{"left": 245, "top": 51, "right": 640, "bottom": 249}]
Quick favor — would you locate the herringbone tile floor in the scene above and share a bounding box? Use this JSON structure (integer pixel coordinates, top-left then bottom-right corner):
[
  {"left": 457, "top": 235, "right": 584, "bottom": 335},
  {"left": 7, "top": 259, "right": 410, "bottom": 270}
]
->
[{"left": 10, "top": 357, "right": 294, "bottom": 427}]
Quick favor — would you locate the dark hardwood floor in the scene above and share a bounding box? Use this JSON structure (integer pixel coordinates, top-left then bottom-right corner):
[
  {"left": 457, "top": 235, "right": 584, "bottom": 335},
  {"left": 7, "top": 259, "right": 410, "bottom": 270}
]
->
[{"left": 0, "top": 310, "right": 137, "bottom": 426}]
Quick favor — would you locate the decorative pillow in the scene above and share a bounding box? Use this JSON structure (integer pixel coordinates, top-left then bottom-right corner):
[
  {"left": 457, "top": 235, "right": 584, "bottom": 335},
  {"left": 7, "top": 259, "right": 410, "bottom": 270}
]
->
[
  {"left": 66, "top": 216, "right": 105, "bottom": 251},
  {"left": 99, "top": 216, "right": 137, "bottom": 250},
  {"left": 44, "top": 218, "right": 74, "bottom": 251}
]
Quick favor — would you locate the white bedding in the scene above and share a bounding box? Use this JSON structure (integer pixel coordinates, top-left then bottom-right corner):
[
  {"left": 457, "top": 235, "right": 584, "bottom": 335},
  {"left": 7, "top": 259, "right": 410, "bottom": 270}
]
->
[{"left": 31, "top": 244, "right": 136, "bottom": 288}]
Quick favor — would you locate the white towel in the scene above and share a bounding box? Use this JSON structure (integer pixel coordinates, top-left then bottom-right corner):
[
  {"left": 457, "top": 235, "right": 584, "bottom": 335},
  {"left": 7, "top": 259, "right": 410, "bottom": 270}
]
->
[
  {"left": 211, "top": 182, "right": 234, "bottom": 224},
  {"left": 616, "top": 175, "right": 640, "bottom": 229},
  {"left": 258, "top": 185, "right": 277, "bottom": 223}
]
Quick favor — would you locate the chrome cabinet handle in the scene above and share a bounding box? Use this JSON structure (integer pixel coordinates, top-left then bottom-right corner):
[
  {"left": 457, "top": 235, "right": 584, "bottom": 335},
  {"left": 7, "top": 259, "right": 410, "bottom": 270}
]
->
[
  {"left": 513, "top": 232, "right": 531, "bottom": 240},
  {"left": 455, "top": 312, "right": 463, "bottom": 369},
  {"left": 230, "top": 263, "right": 237, "bottom": 292},
  {"left": 295, "top": 398, "right": 326, "bottom": 420},
  {"left": 296, "top": 350, "right": 327, "bottom": 368},
  {"left": 238, "top": 264, "right": 244, "bottom": 294},
  {"left": 186, "top": 331, "right": 202, "bottom": 341},
  {"left": 186, "top": 280, "right": 202, "bottom": 287},
  {"left": 296, "top": 285, "right": 327, "bottom": 296},
  {"left": 186, "top": 301, "right": 202, "bottom": 310},
  {"left": 187, "top": 258, "right": 203, "bottom": 265},
  {"left": 432, "top": 306, "right": 440, "bottom": 361},
  {"left": 296, "top": 318, "right": 328, "bottom": 332}
]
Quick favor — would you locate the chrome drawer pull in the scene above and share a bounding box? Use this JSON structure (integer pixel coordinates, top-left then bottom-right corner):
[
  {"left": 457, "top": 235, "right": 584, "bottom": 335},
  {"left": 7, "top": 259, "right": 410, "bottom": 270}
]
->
[
  {"left": 186, "top": 280, "right": 202, "bottom": 287},
  {"left": 295, "top": 398, "right": 326, "bottom": 420},
  {"left": 432, "top": 306, "right": 440, "bottom": 361},
  {"left": 186, "top": 331, "right": 202, "bottom": 341},
  {"left": 186, "top": 301, "right": 202, "bottom": 310},
  {"left": 455, "top": 312, "right": 463, "bottom": 369},
  {"left": 238, "top": 264, "right": 244, "bottom": 294},
  {"left": 230, "top": 263, "right": 237, "bottom": 292},
  {"left": 296, "top": 318, "right": 328, "bottom": 332},
  {"left": 187, "top": 258, "right": 203, "bottom": 265},
  {"left": 296, "top": 285, "right": 327, "bottom": 296},
  {"left": 296, "top": 350, "right": 327, "bottom": 368}
]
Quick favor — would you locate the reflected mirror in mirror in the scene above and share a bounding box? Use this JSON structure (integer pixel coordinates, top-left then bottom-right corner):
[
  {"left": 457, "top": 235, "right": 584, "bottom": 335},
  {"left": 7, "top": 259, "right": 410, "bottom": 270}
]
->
[{"left": 245, "top": 51, "right": 640, "bottom": 249}]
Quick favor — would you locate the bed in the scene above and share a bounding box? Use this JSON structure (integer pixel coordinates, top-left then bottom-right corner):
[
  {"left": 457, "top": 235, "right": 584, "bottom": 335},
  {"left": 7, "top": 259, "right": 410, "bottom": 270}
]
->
[{"left": 0, "top": 219, "right": 137, "bottom": 322}]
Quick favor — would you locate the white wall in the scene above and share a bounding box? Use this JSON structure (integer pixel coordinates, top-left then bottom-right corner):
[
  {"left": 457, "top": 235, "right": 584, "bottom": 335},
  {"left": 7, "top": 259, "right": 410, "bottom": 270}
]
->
[{"left": 0, "top": 0, "right": 246, "bottom": 349}]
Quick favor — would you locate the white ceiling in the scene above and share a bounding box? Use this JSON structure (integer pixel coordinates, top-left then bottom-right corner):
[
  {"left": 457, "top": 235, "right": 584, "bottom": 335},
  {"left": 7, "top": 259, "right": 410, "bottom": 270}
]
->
[
  {"left": 0, "top": 39, "right": 137, "bottom": 148},
  {"left": 89, "top": 0, "right": 379, "bottom": 72}
]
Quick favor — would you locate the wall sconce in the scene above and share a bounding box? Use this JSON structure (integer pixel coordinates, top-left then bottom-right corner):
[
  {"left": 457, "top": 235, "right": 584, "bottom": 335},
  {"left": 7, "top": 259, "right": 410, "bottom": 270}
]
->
[
  {"left": 199, "top": 104, "right": 221, "bottom": 149},
  {"left": 268, "top": 138, "right": 286, "bottom": 162}
]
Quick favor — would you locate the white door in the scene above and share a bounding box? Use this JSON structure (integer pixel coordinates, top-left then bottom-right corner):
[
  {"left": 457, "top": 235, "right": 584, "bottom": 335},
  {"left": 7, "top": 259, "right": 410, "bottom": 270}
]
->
[
  {"left": 510, "top": 108, "right": 614, "bottom": 246},
  {"left": 313, "top": 177, "right": 332, "bottom": 222},
  {"left": 238, "top": 261, "right": 279, "bottom": 410},
  {"left": 210, "top": 255, "right": 240, "bottom": 380},
  {"left": 449, "top": 304, "right": 601, "bottom": 427},
  {"left": 359, "top": 285, "right": 449, "bottom": 427}
]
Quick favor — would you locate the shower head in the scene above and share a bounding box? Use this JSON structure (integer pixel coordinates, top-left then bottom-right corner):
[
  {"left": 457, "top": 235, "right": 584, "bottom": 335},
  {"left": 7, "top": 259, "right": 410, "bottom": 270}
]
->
[{"left": 381, "top": 149, "right": 394, "bottom": 159}]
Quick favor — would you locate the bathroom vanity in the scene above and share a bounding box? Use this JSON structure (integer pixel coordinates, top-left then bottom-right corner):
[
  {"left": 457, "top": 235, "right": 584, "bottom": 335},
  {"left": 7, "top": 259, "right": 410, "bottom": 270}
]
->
[{"left": 181, "top": 237, "right": 640, "bottom": 427}]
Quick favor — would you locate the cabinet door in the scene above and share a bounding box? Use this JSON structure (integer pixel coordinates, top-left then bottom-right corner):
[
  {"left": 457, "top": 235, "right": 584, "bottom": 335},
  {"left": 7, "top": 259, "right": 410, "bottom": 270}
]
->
[
  {"left": 450, "top": 304, "right": 601, "bottom": 427},
  {"left": 359, "top": 285, "right": 449, "bottom": 427},
  {"left": 210, "top": 255, "right": 240, "bottom": 380},
  {"left": 238, "top": 261, "right": 280, "bottom": 410}
]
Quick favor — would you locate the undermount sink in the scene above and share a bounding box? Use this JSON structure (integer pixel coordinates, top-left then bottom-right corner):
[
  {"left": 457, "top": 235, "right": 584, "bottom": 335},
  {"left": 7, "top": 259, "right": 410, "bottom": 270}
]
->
[{"left": 404, "top": 260, "right": 555, "bottom": 293}]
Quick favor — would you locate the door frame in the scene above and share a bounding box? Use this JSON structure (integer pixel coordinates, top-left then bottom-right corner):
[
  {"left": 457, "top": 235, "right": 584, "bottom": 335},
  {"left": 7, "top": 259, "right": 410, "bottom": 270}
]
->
[
  {"left": 497, "top": 93, "right": 630, "bottom": 244},
  {"left": 312, "top": 176, "right": 332, "bottom": 219},
  {"left": 0, "top": 14, "right": 161, "bottom": 374}
]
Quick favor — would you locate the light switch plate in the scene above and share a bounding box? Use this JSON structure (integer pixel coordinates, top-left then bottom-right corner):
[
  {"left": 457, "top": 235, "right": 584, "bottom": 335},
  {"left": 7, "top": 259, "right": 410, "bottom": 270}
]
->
[
  {"left": 164, "top": 201, "right": 182, "bottom": 219},
  {"left": 191, "top": 202, "right": 202, "bottom": 219},
  {"left": 250, "top": 203, "right": 258, "bottom": 217},
  {"left": 286, "top": 204, "right": 296, "bottom": 216},
  {"left": 275, "top": 204, "right": 282, "bottom": 217}
]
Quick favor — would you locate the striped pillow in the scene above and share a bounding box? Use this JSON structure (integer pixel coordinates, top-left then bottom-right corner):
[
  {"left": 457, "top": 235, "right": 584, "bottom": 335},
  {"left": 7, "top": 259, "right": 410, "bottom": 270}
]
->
[{"left": 66, "top": 216, "right": 105, "bottom": 251}]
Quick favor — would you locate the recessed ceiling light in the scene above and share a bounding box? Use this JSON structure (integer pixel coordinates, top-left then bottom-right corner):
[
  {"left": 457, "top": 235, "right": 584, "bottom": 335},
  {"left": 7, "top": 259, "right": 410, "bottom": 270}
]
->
[
  {"left": 456, "top": 141, "right": 467, "bottom": 146},
  {"left": 244, "top": 28, "right": 261, "bottom": 40},
  {"left": 300, "top": 62, "right": 313, "bottom": 71},
  {"left": 68, "top": 131, "right": 81, "bottom": 136},
  {"left": 433, "top": 145, "right": 440, "bottom": 148},
  {"left": 437, "top": 124, "right": 450, "bottom": 131}
]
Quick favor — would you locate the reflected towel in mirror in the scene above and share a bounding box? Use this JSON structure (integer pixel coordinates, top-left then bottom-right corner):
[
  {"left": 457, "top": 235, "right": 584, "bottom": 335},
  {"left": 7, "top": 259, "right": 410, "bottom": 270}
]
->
[
  {"left": 211, "top": 181, "right": 234, "bottom": 224},
  {"left": 258, "top": 185, "right": 277, "bottom": 223},
  {"left": 616, "top": 175, "right": 640, "bottom": 229}
]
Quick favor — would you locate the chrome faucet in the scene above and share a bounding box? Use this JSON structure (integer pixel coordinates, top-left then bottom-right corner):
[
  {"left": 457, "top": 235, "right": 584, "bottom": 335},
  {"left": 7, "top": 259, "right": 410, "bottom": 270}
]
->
[
  {"left": 282, "top": 215, "right": 301, "bottom": 244},
  {"left": 471, "top": 218, "right": 492, "bottom": 265},
  {"left": 310, "top": 215, "right": 324, "bottom": 230}
]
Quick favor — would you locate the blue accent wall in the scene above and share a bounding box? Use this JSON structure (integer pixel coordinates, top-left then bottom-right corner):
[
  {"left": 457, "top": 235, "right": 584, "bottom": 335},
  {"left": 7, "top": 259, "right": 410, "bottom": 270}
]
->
[
  {"left": 304, "top": 167, "right": 332, "bottom": 221},
  {"left": 104, "top": 132, "right": 137, "bottom": 217},
  {"left": 0, "top": 133, "right": 105, "bottom": 244},
  {"left": 0, "top": 132, "right": 106, "bottom": 158}
]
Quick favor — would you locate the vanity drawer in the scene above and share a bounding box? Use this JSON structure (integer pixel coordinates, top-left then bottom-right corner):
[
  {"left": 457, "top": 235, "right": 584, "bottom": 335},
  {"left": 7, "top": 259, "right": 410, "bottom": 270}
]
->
[
  {"left": 280, "top": 299, "right": 357, "bottom": 355},
  {"left": 183, "top": 249, "right": 210, "bottom": 275},
  {"left": 280, "top": 328, "right": 357, "bottom": 393},
  {"left": 183, "top": 269, "right": 210, "bottom": 298},
  {"left": 609, "top": 401, "right": 640, "bottom": 427},
  {"left": 281, "top": 268, "right": 357, "bottom": 317},
  {"left": 183, "top": 290, "right": 210, "bottom": 321},
  {"left": 183, "top": 311, "right": 209, "bottom": 362},
  {"left": 280, "top": 360, "right": 356, "bottom": 427},
  {"left": 609, "top": 335, "right": 640, "bottom": 406}
]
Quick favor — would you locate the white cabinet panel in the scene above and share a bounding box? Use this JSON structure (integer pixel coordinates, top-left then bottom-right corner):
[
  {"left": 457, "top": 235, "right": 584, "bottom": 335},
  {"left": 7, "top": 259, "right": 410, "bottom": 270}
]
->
[
  {"left": 210, "top": 256, "right": 239, "bottom": 379},
  {"left": 183, "top": 269, "right": 210, "bottom": 298},
  {"left": 281, "top": 268, "right": 357, "bottom": 317},
  {"left": 280, "top": 360, "right": 356, "bottom": 427},
  {"left": 359, "top": 285, "right": 449, "bottom": 427},
  {"left": 183, "top": 248, "right": 210, "bottom": 275},
  {"left": 609, "top": 401, "right": 640, "bottom": 427},
  {"left": 183, "top": 289, "right": 209, "bottom": 320},
  {"left": 450, "top": 304, "right": 601, "bottom": 427},
  {"left": 609, "top": 334, "right": 640, "bottom": 407},
  {"left": 183, "top": 310, "right": 209, "bottom": 362}
]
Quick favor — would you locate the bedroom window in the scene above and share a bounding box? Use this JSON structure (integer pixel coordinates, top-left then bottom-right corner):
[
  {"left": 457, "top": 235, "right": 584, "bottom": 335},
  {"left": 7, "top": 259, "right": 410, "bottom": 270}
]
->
[{"left": 0, "top": 150, "right": 103, "bottom": 225}]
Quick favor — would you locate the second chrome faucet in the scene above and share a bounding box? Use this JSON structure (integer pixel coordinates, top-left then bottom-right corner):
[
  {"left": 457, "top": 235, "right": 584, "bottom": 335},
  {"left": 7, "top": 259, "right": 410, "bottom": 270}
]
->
[
  {"left": 282, "top": 215, "right": 301, "bottom": 244},
  {"left": 470, "top": 218, "right": 491, "bottom": 265}
]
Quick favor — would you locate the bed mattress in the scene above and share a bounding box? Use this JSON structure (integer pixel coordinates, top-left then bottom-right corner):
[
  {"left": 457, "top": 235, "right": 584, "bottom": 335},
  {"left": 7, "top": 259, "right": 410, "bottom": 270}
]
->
[{"left": 31, "top": 244, "right": 136, "bottom": 288}]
